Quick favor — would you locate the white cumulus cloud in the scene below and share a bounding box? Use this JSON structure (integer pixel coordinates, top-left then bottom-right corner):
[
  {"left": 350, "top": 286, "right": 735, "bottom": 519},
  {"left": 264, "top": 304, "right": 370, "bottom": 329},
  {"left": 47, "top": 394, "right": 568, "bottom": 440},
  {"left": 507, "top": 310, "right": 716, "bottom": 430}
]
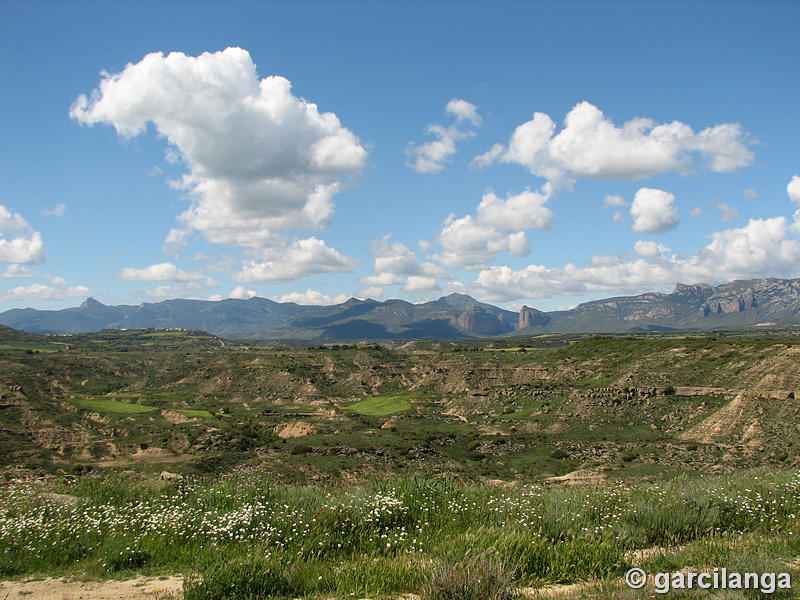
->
[
  {"left": 228, "top": 286, "right": 257, "bottom": 299},
  {"left": 71, "top": 48, "right": 367, "bottom": 250},
  {"left": 0, "top": 205, "right": 46, "bottom": 264},
  {"left": 630, "top": 188, "right": 679, "bottom": 234},
  {"left": 404, "top": 275, "right": 440, "bottom": 293},
  {"left": 446, "top": 98, "right": 481, "bottom": 126},
  {"left": 431, "top": 188, "right": 553, "bottom": 270},
  {"left": 118, "top": 262, "right": 217, "bottom": 287},
  {"left": 234, "top": 237, "right": 356, "bottom": 283},
  {"left": 272, "top": 288, "right": 348, "bottom": 305},
  {"left": 633, "top": 240, "right": 670, "bottom": 258},
  {"left": 361, "top": 235, "right": 450, "bottom": 289},
  {"left": 473, "top": 101, "right": 753, "bottom": 187}
]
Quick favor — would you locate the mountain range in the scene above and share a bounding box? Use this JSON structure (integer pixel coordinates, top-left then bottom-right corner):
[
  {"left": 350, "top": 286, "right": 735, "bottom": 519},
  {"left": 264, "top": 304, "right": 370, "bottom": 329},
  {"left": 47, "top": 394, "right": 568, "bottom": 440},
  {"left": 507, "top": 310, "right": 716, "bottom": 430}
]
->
[{"left": 1, "top": 278, "right": 799, "bottom": 340}]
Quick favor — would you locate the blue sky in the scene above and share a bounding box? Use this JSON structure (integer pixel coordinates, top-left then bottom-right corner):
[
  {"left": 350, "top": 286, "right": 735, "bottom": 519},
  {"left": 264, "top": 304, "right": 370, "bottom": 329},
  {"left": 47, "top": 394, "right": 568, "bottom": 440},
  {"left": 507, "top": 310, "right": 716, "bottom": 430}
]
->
[{"left": 1, "top": 1, "right": 799, "bottom": 312}]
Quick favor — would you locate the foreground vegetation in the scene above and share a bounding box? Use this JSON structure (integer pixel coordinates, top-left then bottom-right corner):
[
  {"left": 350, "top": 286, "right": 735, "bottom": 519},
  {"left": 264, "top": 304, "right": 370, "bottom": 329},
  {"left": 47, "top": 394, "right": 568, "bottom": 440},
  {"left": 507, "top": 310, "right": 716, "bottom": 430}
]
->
[{"left": 1, "top": 468, "right": 798, "bottom": 598}]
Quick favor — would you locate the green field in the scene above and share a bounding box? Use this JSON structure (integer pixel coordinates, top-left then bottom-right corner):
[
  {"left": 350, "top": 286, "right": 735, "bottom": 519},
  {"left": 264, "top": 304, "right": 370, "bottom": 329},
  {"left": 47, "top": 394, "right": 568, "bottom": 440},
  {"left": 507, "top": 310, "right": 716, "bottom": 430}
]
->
[
  {"left": 343, "top": 392, "right": 416, "bottom": 416},
  {"left": 68, "top": 397, "right": 157, "bottom": 414}
]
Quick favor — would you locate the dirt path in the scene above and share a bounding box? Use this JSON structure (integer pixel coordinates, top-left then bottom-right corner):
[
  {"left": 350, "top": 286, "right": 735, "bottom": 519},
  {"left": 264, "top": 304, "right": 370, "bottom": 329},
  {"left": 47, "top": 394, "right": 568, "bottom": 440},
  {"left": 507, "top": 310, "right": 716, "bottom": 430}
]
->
[{"left": 0, "top": 576, "right": 182, "bottom": 599}]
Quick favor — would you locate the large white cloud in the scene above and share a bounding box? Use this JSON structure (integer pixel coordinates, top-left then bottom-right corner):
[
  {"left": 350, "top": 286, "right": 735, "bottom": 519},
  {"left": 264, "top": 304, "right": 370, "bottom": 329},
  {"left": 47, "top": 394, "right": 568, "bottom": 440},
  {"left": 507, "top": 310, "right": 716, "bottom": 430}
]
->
[
  {"left": 118, "top": 262, "right": 216, "bottom": 287},
  {"left": 630, "top": 188, "right": 679, "bottom": 233},
  {"left": 0, "top": 205, "right": 46, "bottom": 265},
  {"left": 71, "top": 48, "right": 367, "bottom": 249},
  {"left": 473, "top": 101, "right": 753, "bottom": 187},
  {"left": 234, "top": 237, "right": 356, "bottom": 282},
  {"left": 470, "top": 217, "right": 800, "bottom": 302},
  {"left": 407, "top": 99, "right": 481, "bottom": 173},
  {"left": 433, "top": 215, "right": 530, "bottom": 270}
]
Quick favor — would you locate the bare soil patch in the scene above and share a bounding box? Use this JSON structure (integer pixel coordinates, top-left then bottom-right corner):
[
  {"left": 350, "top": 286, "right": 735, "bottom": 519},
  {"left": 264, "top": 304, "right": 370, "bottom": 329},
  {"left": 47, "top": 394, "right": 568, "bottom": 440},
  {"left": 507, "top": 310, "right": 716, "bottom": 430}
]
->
[{"left": 0, "top": 576, "right": 182, "bottom": 600}]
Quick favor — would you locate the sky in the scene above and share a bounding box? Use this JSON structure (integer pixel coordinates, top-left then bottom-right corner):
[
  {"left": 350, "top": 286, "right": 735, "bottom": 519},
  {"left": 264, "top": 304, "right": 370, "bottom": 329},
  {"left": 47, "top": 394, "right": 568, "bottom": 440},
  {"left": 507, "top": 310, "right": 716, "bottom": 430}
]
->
[{"left": 1, "top": 1, "right": 799, "bottom": 313}]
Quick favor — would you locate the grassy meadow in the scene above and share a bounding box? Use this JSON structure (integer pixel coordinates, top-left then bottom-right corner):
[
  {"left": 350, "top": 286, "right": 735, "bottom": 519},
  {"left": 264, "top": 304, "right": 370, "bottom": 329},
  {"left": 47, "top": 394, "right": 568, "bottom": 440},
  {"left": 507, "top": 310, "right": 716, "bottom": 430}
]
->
[{"left": 1, "top": 468, "right": 798, "bottom": 598}]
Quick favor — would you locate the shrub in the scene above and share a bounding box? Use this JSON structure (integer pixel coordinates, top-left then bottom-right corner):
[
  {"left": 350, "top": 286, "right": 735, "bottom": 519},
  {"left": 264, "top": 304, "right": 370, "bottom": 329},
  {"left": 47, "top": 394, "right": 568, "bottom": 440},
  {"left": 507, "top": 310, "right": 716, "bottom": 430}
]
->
[{"left": 421, "top": 555, "right": 516, "bottom": 600}]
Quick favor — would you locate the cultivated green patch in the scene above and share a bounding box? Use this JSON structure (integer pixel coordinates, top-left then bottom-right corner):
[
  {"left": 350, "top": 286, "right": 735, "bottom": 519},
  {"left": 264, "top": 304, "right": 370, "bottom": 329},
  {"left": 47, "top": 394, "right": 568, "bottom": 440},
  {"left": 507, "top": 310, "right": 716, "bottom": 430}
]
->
[{"left": 342, "top": 392, "right": 417, "bottom": 416}]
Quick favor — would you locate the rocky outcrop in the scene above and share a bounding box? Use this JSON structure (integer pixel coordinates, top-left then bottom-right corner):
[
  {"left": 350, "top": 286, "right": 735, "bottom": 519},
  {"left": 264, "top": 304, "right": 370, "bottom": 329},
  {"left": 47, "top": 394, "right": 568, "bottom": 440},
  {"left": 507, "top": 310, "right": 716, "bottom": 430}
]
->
[
  {"left": 519, "top": 305, "right": 549, "bottom": 329},
  {"left": 457, "top": 306, "right": 507, "bottom": 335}
]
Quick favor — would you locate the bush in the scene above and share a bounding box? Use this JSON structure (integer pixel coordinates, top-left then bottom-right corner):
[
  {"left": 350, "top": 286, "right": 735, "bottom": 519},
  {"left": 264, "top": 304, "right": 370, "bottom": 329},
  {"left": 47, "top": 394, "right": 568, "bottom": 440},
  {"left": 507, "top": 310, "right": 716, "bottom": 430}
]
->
[{"left": 421, "top": 555, "right": 516, "bottom": 600}]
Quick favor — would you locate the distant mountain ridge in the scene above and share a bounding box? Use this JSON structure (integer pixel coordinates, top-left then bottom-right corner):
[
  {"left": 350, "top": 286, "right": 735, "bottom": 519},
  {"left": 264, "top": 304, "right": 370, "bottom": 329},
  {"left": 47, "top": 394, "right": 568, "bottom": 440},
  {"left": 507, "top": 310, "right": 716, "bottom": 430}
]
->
[{"left": 1, "top": 278, "right": 799, "bottom": 339}]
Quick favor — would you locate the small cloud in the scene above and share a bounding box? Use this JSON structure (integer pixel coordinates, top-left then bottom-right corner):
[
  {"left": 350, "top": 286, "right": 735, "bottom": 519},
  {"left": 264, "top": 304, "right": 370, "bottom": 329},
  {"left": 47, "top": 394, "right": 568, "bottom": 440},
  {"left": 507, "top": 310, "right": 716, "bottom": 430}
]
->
[
  {"left": 717, "top": 202, "right": 738, "bottom": 222},
  {"left": 163, "top": 228, "right": 191, "bottom": 256},
  {"left": 445, "top": 98, "right": 481, "bottom": 126},
  {"left": 407, "top": 99, "right": 481, "bottom": 173},
  {"left": 690, "top": 207, "right": 706, "bottom": 217},
  {"left": 0, "top": 283, "right": 90, "bottom": 301},
  {"left": 613, "top": 211, "right": 625, "bottom": 223},
  {"left": 633, "top": 240, "right": 670, "bottom": 258},
  {"left": 630, "top": 187, "right": 679, "bottom": 234},
  {"left": 603, "top": 194, "right": 627, "bottom": 208},
  {"left": 741, "top": 188, "right": 758, "bottom": 199},
  {"left": 118, "top": 262, "right": 216, "bottom": 287},
  {"left": 271, "top": 288, "right": 348, "bottom": 305},
  {"left": 229, "top": 286, "right": 257, "bottom": 299},
  {"left": 41, "top": 203, "right": 67, "bottom": 217},
  {"left": 1, "top": 264, "right": 34, "bottom": 279}
]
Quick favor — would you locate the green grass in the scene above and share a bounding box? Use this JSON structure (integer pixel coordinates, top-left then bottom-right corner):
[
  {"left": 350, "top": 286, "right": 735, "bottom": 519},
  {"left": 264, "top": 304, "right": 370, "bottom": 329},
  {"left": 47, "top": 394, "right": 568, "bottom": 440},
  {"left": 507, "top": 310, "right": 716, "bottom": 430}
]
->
[
  {"left": 68, "top": 397, "right": 157, "bottom": 414},
  {"left": 343, "top": 392, "right": 417, "bottom": 416}
]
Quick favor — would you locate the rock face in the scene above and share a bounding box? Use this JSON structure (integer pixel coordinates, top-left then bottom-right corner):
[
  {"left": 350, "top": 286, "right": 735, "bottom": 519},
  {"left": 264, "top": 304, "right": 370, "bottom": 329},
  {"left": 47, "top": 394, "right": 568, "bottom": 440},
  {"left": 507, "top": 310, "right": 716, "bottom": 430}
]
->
[
  {"left": 519, "top": 305, "right": 549, "bottom": 329},
  {"left": 457, "top": 307, "right": 507, "bottom": 335}
]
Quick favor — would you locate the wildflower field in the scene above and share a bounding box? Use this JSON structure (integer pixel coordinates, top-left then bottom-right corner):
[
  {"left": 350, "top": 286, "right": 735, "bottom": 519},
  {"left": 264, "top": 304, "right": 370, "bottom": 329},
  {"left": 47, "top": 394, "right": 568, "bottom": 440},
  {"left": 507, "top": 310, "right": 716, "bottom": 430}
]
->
[{"left": 1, "top": 467, "right": 799, "bottom": 599}]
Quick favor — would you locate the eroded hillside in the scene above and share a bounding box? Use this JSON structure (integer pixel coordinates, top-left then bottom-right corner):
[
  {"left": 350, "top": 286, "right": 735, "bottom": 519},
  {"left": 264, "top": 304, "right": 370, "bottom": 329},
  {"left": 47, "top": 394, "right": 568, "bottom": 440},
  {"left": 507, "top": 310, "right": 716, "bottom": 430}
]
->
[{"left": 1, "top": 328, "right": 799, "bottom": 482}]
